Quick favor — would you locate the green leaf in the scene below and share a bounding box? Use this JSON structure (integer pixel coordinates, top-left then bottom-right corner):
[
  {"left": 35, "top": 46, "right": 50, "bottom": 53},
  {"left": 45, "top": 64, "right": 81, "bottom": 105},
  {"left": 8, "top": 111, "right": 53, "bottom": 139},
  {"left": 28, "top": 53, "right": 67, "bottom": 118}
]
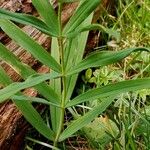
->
[
  {"left": 68, "top": 47, "right": 150, "bottom": 75},
  {"left": 0, "top": 43, "right": 60, "bottom": 104},
  {"left": 14, "top": 100, "right": 55, "bottom": 140},
  {"left": 50, "top": 37, "right": 62, "bottom": 132},
  {"left": 32, "top": 0, "right": 59, "bottom": 35},
  {"left": 65, "top": 14, "right": 93, "bottom": 100},
  {"left": 50, "top": 38, "right": 61, "bottom": 95},
  {"left": 122, "top": 99, "right": 150, "bottom": 124},
  {"left": 66, "top": 78, "right": 150, "bottom": 107},
  {"left": 59, "top": 97, "right": 113, "bottom": 141},
  {"left": 85, "top": 68, "right": 92, "bottom": 80},
  {"left": 0, "top": 8, "right": 56, "bottom": 36},
  {"left": 59, "top": 0, "right": 79, "bottom": 3},
  {"left": 63, "top": 0, "right": 101, "bottom": 34},
  {"left": 11, "top": 95, "right": 60, "bottom": 107},
  {"left": 0, "top": 72, "right": 60, "bottom": 104},
  {"left": 0, "top": 20, "right": 61, "bottom": 73},
  {"left": 26, "top": 137, "right": 60, "bottom": 150},
  {"left": 0, "top": 66, "right": 12, "bottom": 86},
  {"left": 0, "top": 67, "right": 55, "bottom": 141},
  {"left": 82, "top": 117, "right": 119, "bottom": 148},
  {"left": 66, "top": 24, "right": 120, "bottom": 42}
]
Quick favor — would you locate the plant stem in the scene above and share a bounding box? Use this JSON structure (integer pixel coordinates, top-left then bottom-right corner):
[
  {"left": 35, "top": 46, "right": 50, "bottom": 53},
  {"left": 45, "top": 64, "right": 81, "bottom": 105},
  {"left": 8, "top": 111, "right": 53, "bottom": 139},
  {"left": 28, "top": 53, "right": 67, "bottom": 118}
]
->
[{"left": 53, "top": 2, "right": 66, "bottom": 148}]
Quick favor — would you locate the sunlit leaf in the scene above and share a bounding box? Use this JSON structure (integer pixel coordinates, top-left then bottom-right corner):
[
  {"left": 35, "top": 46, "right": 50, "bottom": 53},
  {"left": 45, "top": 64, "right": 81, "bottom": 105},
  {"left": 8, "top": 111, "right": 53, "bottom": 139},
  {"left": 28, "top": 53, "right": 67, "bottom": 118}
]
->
[
  {"left": 50, "top": 37, "right": 62, "bottom": 132},
  {"left": 0, "top": 43, "right": 60, "bottom": 104},
  {"left": 0, "top": 72, "right": 60, "bottom": 103},
  {"left": 65, "top": 14, "right": 93, "bottom": 100},
  {"left": 0, "top": 20, "right": 61, "bottom": 72},
  {"left": 63, "top": 0, "right": 101, "bottom": 34},
  {"left": 68, "top": 47, "right": 150, "bottom": 75},
  {"left": 66, "top": 78, "right": 150, "bottom": 107}
]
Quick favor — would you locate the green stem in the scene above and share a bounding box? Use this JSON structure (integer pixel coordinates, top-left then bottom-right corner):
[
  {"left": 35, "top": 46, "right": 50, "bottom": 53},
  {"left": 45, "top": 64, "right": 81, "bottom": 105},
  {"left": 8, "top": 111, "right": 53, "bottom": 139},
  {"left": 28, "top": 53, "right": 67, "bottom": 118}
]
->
[{"left": 53, "top": 2, "right": 66, "bottom": 148}]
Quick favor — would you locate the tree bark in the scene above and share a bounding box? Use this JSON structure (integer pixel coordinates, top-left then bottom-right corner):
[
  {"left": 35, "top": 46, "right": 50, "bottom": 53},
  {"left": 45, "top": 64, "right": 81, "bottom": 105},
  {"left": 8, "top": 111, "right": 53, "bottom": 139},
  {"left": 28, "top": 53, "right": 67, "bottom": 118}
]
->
[{"left": 0, "top": 0, "right": 113, "bottom": 149}]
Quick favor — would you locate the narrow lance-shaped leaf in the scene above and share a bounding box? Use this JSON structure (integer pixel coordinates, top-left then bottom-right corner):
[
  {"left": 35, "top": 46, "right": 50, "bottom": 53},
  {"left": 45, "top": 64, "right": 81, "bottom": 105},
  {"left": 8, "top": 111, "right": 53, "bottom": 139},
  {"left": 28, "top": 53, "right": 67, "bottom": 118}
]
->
[
  {"left": 26, "top": 137, "right": 60, "bottom": 150},
  {"left": 0, "top": 66, "right": 12, "bottom": 86},
  {"left": 60, "top": 78, "right": 150, "bottom": 140},
  {"left": 58, "top": 0, "right": 80, "bottom": 3},
  {"left": 63, "top": 0, "right": 101, "bottom": 34},
  {"left": 68, "top": 47, "right": 150, "bottom": 75},
  {"left": 0, "top": 43, "right": 60, "bottom": 104},
  {"left": 59, "top": 97, "right": 114, "bottom": 141},
  {"left": 122, "top": 99, "right": 149, "bottom": 125},
  {"left": 0, "top": 67, "right": 55, "bottom": 141},
  {"left": 65, "top": 14, "right": 93, "bottom": 100},
  {"left": 32, "top": 0, "right": 59, "bottom": 34},
  {"left": 14, "top": 100, "right": 55, "bottom": 140},
  {"left": 0, "top": 20, "right": 61, "bottom": 73},
  {"left": 11, "top": 95, "right": 61, "bottom": 107},
  {"left": 0, "top": 72, "right": 60, "bottom": 104},
  {"left": 66, "top": 78, "right": 150, "bottom": 107},
  {"left": 50, "top": 37, "right": 62, "bottom": 132},
  {"left": 65, "top": 24, "right": 120, "bottom": 42},
  {"left": 0, "top": 8, "right": 56, "bottom": 36}
]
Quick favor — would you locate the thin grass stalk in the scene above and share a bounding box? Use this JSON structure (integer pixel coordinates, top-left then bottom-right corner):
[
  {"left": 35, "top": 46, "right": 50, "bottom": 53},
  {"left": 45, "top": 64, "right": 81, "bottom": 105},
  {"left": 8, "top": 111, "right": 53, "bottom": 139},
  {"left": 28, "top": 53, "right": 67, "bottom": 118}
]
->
[{"left": 53, "top": 2, "right": 66, "bottom": 147}]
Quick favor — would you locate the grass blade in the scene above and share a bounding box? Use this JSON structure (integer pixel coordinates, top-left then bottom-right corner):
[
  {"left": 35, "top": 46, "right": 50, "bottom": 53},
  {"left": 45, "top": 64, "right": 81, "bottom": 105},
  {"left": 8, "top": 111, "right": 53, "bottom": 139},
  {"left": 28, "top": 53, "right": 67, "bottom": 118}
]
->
[
  {"left": 0, "top": 72, "right": 60, "bottom": 103},
  {"left": 14, "top": 100, "right": 55, "bottom": 141},
  {"left": 68, "top": 47, "right": 150, "bottom": 75},
  {"left": 32, "top": 0, "right": 59, "bottom": 34},
  {"left": 0, "top": 43, "right": 60, "bottom": 104},
  {"left": 26, "top": 137, "right": 60, "bottom": 150},
  {"left": 66, "top": 24, "right": 120, "bottom": 42},
  {"left": 65, "top": 14, "right": 93, "bottom": 100},
  {"left": 0, "top": 8, "right": 56, "bottom": 36},
  {"left": 63, "top": 0, "right": 101, "bottom": 34},
  {"left": 0, "top": 67, "right": 55, "bottom": 141},
  {"left": 50, "top": 37, "right": 62, "bottom": 132},
  {"left": 59, "top": 97, "right": 113, "bottom": 141},
  {"left": 11, "top": 95, "right": 60, "bottom": 107},
  {"left": 59, "top": 0, "right": 80, "bottom": 2},
  {"left": 66, "top": 78, "right": 150, "bottom": 107},
  {"left": 0, "top": 20, "right": 61, "bottom": 73}
]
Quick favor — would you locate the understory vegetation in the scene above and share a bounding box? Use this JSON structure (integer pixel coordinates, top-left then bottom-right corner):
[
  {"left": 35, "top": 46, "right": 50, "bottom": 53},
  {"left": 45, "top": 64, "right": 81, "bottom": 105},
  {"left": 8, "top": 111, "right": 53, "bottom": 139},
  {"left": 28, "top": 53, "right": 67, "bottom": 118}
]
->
[{"left": 0, "top": 0, "right": 150, "bottom": 149}]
